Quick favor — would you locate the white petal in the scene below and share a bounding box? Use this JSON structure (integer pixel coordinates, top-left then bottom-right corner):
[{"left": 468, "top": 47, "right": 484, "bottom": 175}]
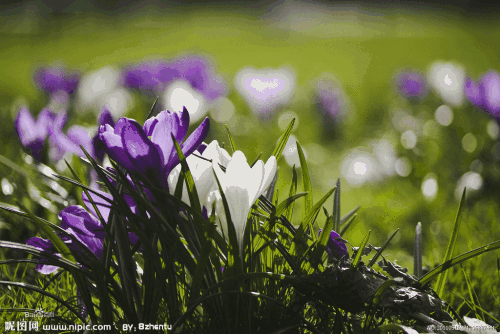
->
[{"left": 259, "top": 156, "right": 277, "bottom": 195}]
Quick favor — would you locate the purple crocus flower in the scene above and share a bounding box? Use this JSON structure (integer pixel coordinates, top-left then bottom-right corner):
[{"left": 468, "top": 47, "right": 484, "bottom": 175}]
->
[
  {"left": 318, "top": 229, "right": 349, "bottom": 260},
  {"left": 27, "top": 189, "right": 140, "bottom": 274},
  {"left": 34, "top": 66, "right": 80, "bottom": 95},
  {"left": 315, "top": 76, "right": 348, "bottom": 124},
  {"left": 123, "top": 60, "right": 179, "bottom": 93},
  {"left": 395, "top": 71, "right": 428, "bottom": 99},
  {"left": 48, "top": 112, "right": 93, "bottom": 161},
  {"left": 465, "top": 70, "right": 500, "bottom": 120},
  {"left": 99, "top": 107, "right": 209, "bottom": 189},
  {"left": 122, "top": 55, "right": 227, "bottom": 101},
  {"left": 170, "top": 55, "right": 227, "bottom": 101},
  {"left": 25, "top": 205, "right": 105, "bottom": 274},
  {"left": 15, "top": 107, "right": 55, "bottom": 161}
]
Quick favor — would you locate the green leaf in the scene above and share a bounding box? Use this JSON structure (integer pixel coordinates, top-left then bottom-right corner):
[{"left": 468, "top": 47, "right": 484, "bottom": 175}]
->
[
  {"left": 352, "top": 230, "right": 371, "bottom": 268},
  {"left": 15, "top": 202, "right": 76, "bottom": 266},
  {"left": 212, "top": 169, "right": 242, "bottom": 274},
  {"left": 297, "top": 142, "right": 313, "bottom": 236},
  {"left": 434, "top": 187, "right": 466, "bottom": 296},
  {"left": 275, "top": 192, "right": 308, "bottom": 217},
  {"left": 145, "top": 96, "right": 159, "bottom": 120},
  {"left": 368, "top": 229, "right": 399, "bottom": 268},
  {"left": 414, "top": 222, "right": 422, "bottom": 279},
  {"left": 290, "top": 187, "right": 335, "bottom": 257},
  {"left": 224, "top": 124, "right": 236, "bottom": 154},
  {"left": 419, "top": 239, "right": 500, "bottom": 286},
  {"left": 285, "top": 166, "right": 298, "bottom": 222},
  {"left": 333, "top": 178, "right": 341, "bottom": 233},
  {"left": 271, "top": 118, "right": 295, "bottom": 161},
  {"left": 340, "top": 214, "right": 357, "bottom": 237},
  {"left": 310, "top": 211, "right": 334, "bottom": 269},
  {"left": 172, "top": 134, "right": 202, "bottom": 214}
]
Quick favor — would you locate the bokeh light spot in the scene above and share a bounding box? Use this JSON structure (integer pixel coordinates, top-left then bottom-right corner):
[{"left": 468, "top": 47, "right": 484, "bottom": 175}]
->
[
  {"left": 1, "top": 178, "right": 13, "bottom": 195},
  {"left": 487, "top": 120, "right": 499, "bottom": 139},
  {"left": 401, "top": 130, "right": 417, "bottom": 149},
  {"left": 462, "top": 133, "right": 477, "bottom": 153},
  {"left": 395, "top": 157, "right": 412, "bottom": 177},
  {"left": 434, "top": 105, "right": 453, "bottom": 126},
  {"left": 422, "top": 175, "right": 438, "bottom": 199}
]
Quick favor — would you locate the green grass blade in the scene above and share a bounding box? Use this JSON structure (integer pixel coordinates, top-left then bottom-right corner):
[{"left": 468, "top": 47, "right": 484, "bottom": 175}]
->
[
  {"left": 224, "top": 124, "right": 236, "bottom": 154},
  {"left": 297, "top": 142, "right": 313, "bottom": 235},
  {"left": 310, "top": 211, "right": 334, "bottom": 269},
  {"left": 172, "top": 134, "right": 202, "bottom": 214},
  {"left": 414, "top": 222, "right": 422, "bottom": 279},
  {"left": 275, "top": 192, "right": 308, "bottom": 217},
  {"left": 212, "top": 168, "right": 242, "bottom": 274},
  {"left": 271, "top": 118, "right": 295, "bottom": 161},
  {"left": 340, "top": 214, "right": 357, "bottom": 237},
  {"left": 434, "top": 187, "right": 466, "bottom": 296},
  {"left": 15, "top": 202, "right": 77, "bottom": 266},
  {"left": 145, "top": 96, "right": 159, "bottom": 120},
  {"left": 333, "top": 178, "right": 341, "bottom": 233},
  {"left": 368, "top": 229, "right": 399, "bottom": 268},
  {"left": 352, "top": 230, "right": 371, "bottom": 268},
  {"left": 290, "top": 187, "right": 335, "bottom": 257},
  {"left": 0, "top": 280, "right": 86, "bottom": 322},
  {"left": 460, "top": 265, "right": 483, "bottom": 321},
  {"left": 419, "top": 239, "right": 500, "bottom": 286},
  {"left": 285, "top": 166, "right": 298, "bottom": 222}
]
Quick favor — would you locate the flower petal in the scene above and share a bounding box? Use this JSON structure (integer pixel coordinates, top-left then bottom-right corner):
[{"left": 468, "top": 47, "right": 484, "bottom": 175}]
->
[
  {"left": 166, "top": 117, "right": 210, "bottom": 174},
  {"left": 121, "top": 118, "right": 163, "bottom": 182},
  {"left": 99, "top": 124, "right": 135, "bottom": 170}
]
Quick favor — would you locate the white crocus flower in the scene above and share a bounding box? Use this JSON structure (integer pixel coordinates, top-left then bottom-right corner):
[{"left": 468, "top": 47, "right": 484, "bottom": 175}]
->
[
  {"left": 168, "top": 140, "right": 231, "bottom": 208},
  {"left": 213, "top": 151, "right": 277, "bottom": 253}
]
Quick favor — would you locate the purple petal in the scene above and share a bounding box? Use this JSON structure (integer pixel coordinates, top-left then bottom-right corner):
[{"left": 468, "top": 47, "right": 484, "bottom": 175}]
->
[
  {"left": 396, "top": 71, "right": 427, "bottom": 98},
  {"left": 121, "top": 119, "right": 163, "bottom": 181},
  {"left": 165, "top": 117, "right": 210, "bottom": 174},
  {"left": 99, "top": 124, "right": 135, "bottom": 171},
  {"left": 82, "top": 189, "right": 113, "bottom": 223},
  {"left": 150, "top": 110, "right": 180, "bottom": 163},
  {"left": 143, "top": 117, "right": 159, "bottom": 136},
  {"left": 465, "top": 78, "right": 483, "bottom": 108},
  {"left": 26, "top": 237, "right": 56, "bottom": 252},
  {"left": 98, "top": 107, "right": 115, "bottom": 128},
  {"left": 67, "top": 126, "right": 93, "bottom": 156},
  {"left": 59, "top": 205, "right": 105, "bottom": 259},
  {"left": 318, "top": 229, "right": 349, "bottom": 260},
  {"left": 480, "top": 71, "right": 500, "bottom": 116},
  {"left": 34, "top": 66, "right": 80, "bottom": 95},
  {"left": 26, "top": 237, "right": 61, "bottom": 274}
]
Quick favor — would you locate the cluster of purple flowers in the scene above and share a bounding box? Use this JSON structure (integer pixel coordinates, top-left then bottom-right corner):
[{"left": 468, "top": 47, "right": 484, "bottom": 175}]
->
[
  {"left": 15, "top": 107, "right": 114, "bottom": 163},
  {"left": 465, "top": 70, "right": 500, "bottom": 121},
  {"left": 26, "top": 106, "right": 210, "bottom": 273},
  {"left": 122, "top": 55, "right": 227, "bottom": 102}
]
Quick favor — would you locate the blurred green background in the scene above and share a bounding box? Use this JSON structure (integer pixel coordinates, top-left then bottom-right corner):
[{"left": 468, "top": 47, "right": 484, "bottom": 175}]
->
[{"left": 1, "top": 0, "right": 499, "bottom": 312}]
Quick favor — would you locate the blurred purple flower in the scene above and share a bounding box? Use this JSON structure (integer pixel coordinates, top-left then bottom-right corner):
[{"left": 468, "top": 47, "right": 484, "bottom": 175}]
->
[
  {"left": 15, "top": 107, "right": 55, "bottom": 161},
  {"left": 123, "top": 60, "right": 179, "bottom": 93},
  {"left": 465, "top": 70, "right": 500, "bottom": 119},
  {"left": 318, "top": 229, "right": 349, "bottom": 260},
  {"left": 396, "top": 71, "right": 428, "bottom": 99},
  {"left": 48, "top": 112, "right": 93, "bottom": 161},
  {"left": 122, "top": 55, "right": 226, "bottom": 101},
  {"left": 170, "top": 55, "right": 227, "bottom": 101},
  {"left": 234, "top": 67, "right": 295, "bottom": 119},
  {"left": 99, "top": 107, "right": 209, "bottom": 189},
  {"left": 315, "top": 76, "right": 348, "bottom": 123},
  {"left": 34, "top": 66, "right": 80, "bottom": 95}
]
